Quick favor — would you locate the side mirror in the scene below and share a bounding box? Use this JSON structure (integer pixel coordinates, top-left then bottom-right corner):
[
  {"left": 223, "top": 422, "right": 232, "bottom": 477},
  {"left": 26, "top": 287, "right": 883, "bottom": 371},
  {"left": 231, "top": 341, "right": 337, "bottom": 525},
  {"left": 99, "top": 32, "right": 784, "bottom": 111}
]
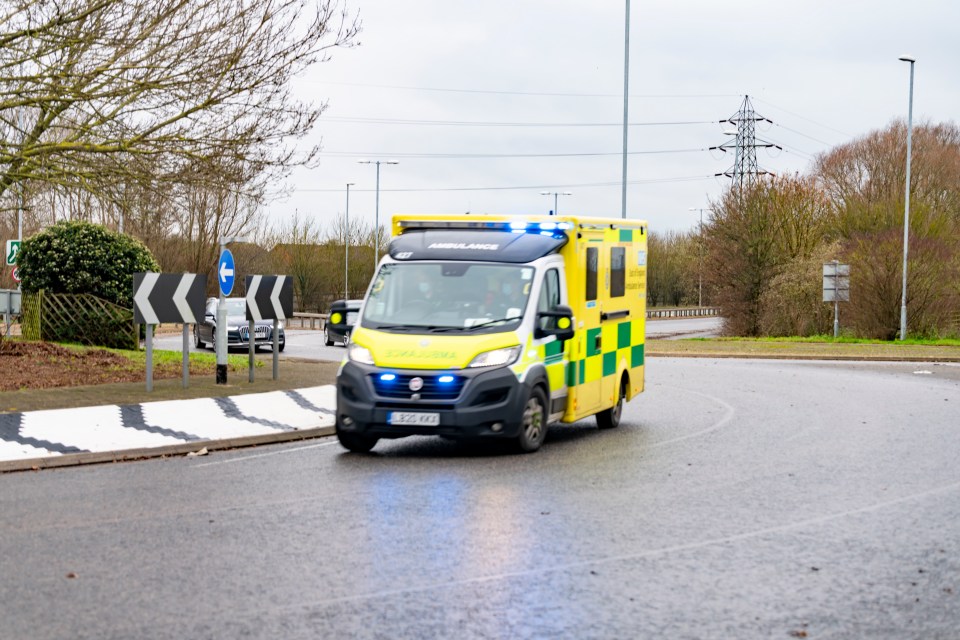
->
[
  {"left": 535, "top": 304, "right": 575, "bottom": 341},
  {"left": 327, "top": 299, "right": 351, "bottom": 334}
]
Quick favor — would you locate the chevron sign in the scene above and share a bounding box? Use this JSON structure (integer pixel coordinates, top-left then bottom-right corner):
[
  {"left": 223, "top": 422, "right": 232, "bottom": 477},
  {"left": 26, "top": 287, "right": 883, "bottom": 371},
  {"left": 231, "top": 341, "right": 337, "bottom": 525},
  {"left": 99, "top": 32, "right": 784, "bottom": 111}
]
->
[
  {"left": 133, "top": 273, "right": 208, "bottom": 324},
  {"left": 245, "top": 275, "right": 293, "bottom": 321}
]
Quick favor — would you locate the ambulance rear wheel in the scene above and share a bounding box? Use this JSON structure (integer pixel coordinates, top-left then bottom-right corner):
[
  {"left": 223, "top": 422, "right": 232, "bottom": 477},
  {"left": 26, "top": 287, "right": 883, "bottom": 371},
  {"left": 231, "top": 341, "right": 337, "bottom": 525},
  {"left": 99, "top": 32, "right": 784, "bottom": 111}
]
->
[
  {"left": 597, "top": 376, "right": 627, "bottom": 430},
  {"left": 516, "top": 386, "right": 548, "bottom": 453},
  {"left": 337, "top": 428, "right": 378, "bottom": 453}
]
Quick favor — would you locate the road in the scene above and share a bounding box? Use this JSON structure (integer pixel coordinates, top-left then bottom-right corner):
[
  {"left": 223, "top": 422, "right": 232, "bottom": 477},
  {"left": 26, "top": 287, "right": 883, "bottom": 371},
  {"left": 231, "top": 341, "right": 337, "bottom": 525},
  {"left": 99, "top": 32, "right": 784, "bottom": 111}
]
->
[
  {"left": 3, "top": 357, "right": 958, "bottom": 638},
  {"left": 155, "top": 328, "right": 348, "bottom": 362},
  {"left": 155, "top": 316, "right": 723, "bottom": 363}
]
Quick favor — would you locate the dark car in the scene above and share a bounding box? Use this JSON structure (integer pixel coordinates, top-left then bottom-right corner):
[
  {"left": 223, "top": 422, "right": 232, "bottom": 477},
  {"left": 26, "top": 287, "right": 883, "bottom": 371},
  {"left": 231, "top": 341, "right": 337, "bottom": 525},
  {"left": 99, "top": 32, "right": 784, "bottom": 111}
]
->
[
  {"left": 324, "top": 299, "right": 362, "bottom": 347},
  {"left": 194, "top": 297, "right": 285, "bottom": 352}
]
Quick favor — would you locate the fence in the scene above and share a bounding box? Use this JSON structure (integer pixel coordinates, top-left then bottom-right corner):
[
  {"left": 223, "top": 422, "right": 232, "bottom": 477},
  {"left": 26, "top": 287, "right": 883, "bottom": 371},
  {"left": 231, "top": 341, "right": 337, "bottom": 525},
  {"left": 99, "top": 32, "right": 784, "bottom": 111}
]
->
[
  {"left": 646, "top": 306, "right": 720, "bottom": 319},
  {"left": 18, "top": 291, "right": 137, "bottom": 349}
]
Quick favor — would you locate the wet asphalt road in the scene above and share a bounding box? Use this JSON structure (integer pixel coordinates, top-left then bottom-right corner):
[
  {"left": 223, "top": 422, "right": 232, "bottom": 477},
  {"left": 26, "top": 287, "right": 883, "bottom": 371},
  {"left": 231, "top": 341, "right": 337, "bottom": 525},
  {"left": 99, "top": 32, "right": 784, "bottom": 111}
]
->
[{"left": 2, "top": 358, "right": 958, "bottom": 639}]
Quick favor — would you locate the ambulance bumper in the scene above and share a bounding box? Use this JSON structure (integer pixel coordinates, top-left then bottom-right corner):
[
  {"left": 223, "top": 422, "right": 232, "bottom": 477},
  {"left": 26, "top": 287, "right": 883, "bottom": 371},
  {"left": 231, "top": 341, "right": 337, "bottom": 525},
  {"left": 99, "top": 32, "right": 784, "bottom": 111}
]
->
[{"left": 335, "top": 361, "right": 530, "bottom": 440}]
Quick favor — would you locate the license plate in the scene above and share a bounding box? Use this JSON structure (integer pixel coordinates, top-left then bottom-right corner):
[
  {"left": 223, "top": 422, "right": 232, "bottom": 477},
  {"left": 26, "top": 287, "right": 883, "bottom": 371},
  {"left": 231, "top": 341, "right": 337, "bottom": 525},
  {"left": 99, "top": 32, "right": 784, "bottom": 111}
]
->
[{"left": 388, "top": 412, "right": 440, "bottom": 426}]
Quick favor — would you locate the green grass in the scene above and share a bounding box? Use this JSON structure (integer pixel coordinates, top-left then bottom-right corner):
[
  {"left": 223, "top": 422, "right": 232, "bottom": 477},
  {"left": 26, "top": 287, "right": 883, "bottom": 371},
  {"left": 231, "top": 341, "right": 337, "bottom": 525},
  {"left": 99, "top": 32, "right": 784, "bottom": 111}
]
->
[
  {"left": 56, "top": 341, "right": 260, "bottom": 369},
  {"left": 648, "top": 335, "right": 960, "bottom": 361},
  {"left": 686, "top": 335, "right": 960, "bottom": 347}
]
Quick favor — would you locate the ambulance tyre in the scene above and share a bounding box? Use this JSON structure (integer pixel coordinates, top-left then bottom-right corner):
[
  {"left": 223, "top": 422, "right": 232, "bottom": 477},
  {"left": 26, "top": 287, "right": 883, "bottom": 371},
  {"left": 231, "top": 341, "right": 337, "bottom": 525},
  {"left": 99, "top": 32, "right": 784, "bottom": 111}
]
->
[
  {"left": 516, "top": 386, "right": 548, "bottom": 453},
  {"left": 597, "top": 375, "right": 627, "bottom": 430},
  {"left": 336, "top": 428, "right": 378, "bottom": 453}
]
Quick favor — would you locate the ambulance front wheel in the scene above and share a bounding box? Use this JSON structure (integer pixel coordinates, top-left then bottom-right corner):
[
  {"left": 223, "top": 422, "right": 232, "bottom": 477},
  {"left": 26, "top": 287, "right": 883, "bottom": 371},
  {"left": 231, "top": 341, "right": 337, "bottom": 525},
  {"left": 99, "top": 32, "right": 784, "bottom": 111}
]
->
[
  {"left": 516, "top": 386, "right": 548, "bottom": 453},
  {"left": 337, "top": 428, "right": 378, "bottom": 453},
  {"left": 597, "top": 376, "right": 627, "bottom": 430}
]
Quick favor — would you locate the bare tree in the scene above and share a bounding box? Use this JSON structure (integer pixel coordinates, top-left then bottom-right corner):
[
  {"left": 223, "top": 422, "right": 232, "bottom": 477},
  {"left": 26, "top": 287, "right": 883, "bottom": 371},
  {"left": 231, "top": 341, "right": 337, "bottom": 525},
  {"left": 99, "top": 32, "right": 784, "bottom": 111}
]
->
[
  {"left": 816, "top": 121, "right": 960, "bottom": 338},
  {"left": 706, "top": 174, "right": 834, "bottom": 336},
  {"left": 0, "top": 0, "right": 359, "bottom": 222}
]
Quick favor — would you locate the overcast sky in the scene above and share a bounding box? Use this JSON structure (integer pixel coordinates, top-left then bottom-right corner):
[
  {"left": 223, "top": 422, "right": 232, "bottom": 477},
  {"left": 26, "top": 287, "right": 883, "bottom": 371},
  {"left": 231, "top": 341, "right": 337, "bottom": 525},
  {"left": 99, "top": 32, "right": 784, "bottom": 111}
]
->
[{"left": 271, "top": 0, "right": 960, "bottom": 236}]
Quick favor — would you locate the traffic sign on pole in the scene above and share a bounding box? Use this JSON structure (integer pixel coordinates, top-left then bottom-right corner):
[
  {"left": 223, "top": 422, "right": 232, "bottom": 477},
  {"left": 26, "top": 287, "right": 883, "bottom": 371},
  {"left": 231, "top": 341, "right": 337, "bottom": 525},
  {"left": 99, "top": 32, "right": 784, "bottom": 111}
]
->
[
  {"left": 245, "top": 275, "right": 293, "bottom": 321},
  {"left": 218, "top": 249, "right": 235, "bottom": 297},
  {"left": 6, "top": 240, "right": 21, "bottom": 266}
]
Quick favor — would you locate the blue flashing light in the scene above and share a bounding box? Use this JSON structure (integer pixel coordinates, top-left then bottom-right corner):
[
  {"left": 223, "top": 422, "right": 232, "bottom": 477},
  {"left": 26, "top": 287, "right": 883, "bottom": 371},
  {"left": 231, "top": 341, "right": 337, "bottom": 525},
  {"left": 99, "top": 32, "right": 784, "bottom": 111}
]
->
[
  {"left": 538, "top": 222, "right": 557, "bottom": 231},
  {"left": 437, "top": 375, "right": 455, "bottom": 384},
  {"left": 509, "top": 221, "right": 528, "bottom": 231},
  {"left": 380, "top": 373, "right": 397, "bottom": 382}
]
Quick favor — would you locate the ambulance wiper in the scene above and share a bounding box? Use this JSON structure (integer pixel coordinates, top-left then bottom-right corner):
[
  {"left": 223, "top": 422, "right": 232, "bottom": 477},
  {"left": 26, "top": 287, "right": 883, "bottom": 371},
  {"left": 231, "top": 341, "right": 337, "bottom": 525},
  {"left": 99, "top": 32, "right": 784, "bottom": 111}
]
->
[
  {"left": 371, "top": 324, "right": 419, "bottom": 332},
  {"left": 459, "top": 317, "right": 513, "bottom": 331},
  {"left": 425, "top": 325, "right": 470, "bottom": 333}
]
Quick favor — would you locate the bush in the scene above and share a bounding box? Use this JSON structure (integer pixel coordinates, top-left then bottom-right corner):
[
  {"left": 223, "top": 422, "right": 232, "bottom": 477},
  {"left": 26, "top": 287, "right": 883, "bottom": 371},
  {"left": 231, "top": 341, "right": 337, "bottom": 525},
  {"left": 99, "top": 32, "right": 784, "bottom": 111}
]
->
[
  {"left": 17, "top": 221, "right": 160, "bottom": 308},
  {"left": 758, "top": 243, "right": 839, "bottom": 337}
]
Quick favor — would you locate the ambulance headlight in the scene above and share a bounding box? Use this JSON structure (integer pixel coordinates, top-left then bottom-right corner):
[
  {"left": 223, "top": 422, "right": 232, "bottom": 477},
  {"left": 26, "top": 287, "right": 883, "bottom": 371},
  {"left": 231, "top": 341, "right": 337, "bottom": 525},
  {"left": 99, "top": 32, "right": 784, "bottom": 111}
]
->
[
  {"left": 347, "top": 344, "right": 375, "bottom": 365},
  {"left": 467, "top": 345, "right": 522, "bottom": 368}
]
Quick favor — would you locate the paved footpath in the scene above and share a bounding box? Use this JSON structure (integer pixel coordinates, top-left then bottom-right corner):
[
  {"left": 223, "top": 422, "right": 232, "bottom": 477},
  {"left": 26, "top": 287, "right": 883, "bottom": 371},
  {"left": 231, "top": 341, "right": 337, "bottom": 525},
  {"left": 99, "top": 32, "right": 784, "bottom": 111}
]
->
[{"left": 0, "top": 386, "right": 338, "bottom": 472}]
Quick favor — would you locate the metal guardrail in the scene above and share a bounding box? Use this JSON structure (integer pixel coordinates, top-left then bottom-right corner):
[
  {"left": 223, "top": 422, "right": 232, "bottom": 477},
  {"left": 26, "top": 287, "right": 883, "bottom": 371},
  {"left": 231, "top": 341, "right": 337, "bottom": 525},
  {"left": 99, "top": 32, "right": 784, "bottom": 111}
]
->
[
  {"left": 646, "top": 307, "right": 720, "bottom": 319},
  {"left": 290, "top": 312, "right": 327, "bottom": 330}
]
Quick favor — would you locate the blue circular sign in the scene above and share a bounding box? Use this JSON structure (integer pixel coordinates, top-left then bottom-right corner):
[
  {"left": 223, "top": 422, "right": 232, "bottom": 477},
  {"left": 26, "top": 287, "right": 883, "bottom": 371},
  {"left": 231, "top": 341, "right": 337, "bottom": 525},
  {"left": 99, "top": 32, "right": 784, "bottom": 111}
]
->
[{"left": 218, "top": 249, "right": 235, "bottom": 296}]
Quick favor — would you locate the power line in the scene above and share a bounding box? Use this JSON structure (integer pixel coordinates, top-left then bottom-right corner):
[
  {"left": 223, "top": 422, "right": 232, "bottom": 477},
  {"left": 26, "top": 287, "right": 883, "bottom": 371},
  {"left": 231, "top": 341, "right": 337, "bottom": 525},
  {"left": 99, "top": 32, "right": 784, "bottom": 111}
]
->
[
  {"left": 752, "top": 97, "right": 853, "bottom": 138},
  {"left": 317, "top": 80, "right": 740, "bottom": 100},
  {"left": 317, "top": 148, "right": 706, "bottom": 159},
  {"left": 296, "top": 174, "right": 716, "bottom": 194},
  {"left": 320, "top": 115, "right": 716, "bottom": 128}
]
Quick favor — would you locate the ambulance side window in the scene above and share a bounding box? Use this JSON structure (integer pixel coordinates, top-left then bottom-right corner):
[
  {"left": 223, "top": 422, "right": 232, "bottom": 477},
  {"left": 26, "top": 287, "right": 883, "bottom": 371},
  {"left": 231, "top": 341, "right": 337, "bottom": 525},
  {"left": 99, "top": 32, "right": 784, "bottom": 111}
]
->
[
  {"left": 538, "top": 269, "right": 561, "bottom": 332},
  {"left": 539, "top": 269, "right": 561, "bottom": 311},
  {"left": 611, "top": 247, "right": 625, "bottom": 298},
  {"left": 586, "top": 247, "right": 598, "bottom": 301}
]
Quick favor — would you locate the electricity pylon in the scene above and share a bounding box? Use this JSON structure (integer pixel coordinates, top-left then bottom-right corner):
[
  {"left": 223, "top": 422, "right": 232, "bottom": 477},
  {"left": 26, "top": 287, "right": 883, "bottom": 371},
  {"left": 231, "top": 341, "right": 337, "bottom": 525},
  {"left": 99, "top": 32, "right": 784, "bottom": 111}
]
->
[{"left": 710, "top": 95, "right": 781, "bottom": 190}]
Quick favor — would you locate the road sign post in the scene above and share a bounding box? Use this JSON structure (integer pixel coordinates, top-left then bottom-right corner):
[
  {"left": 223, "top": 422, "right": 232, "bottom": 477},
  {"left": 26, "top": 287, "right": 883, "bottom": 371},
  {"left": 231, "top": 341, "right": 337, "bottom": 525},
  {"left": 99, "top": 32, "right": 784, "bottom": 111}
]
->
[
  {"left": 823, "top": 261, "right": 850, "bottom": 338},
  {"left": 245, "top": 275, "right": 293, "bottom": 381},
  {"left": 133, "top": 273, "right": 207, "bottom": 391},
  {"left": 216, "top": 248, "right": 236, "bottom": 384}
]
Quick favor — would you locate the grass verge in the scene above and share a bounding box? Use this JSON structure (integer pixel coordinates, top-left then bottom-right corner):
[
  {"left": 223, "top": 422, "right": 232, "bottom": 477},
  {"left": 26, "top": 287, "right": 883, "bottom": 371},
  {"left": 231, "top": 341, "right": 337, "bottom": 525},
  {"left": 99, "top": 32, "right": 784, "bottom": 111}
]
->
[{"left": 647, "top": 336, "right": 960, "bottom": 361}]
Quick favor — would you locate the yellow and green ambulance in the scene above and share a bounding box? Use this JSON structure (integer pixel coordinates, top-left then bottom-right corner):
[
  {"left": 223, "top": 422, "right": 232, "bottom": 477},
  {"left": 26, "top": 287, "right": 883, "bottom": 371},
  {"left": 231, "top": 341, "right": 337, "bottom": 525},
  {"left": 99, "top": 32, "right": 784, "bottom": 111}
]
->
[{"left": 330, "top": 214, "right": 648, "bottom": 453}]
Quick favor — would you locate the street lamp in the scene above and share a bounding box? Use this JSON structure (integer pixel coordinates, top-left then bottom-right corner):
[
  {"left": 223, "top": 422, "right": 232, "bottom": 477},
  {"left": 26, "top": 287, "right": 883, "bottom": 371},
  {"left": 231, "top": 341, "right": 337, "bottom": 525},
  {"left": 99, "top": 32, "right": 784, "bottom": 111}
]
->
[
  {"left": 898, "top": 55, "right": 915, "bottom": 341},
  {"left": 621, "top": 0, "right": 630, "bottom": 219},
  {"left": 540, "top": 191, "right": 572, "bottom": 216},
  {"left": 689, "top": 207, "right": 712, "bottom": 307},
  {"left": 344, "top": 182, "right": 354, "bottom": 300},
  {"left": 358, "top": 159, "right": 399, "bottom": 271}
]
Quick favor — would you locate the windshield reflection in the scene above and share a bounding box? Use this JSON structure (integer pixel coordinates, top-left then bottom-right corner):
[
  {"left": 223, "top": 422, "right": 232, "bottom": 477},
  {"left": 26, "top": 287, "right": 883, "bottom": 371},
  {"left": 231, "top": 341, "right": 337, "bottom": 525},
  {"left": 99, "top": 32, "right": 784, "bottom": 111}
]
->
[{"left": 362, "top": 263, "right": 534, "bottom": 333}]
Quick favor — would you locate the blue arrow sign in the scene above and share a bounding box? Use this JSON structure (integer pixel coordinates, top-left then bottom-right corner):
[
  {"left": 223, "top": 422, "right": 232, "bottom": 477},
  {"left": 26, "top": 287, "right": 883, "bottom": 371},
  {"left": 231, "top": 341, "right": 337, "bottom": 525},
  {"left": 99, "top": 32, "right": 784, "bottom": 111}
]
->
[{"left": 218, "top": 249, "right": 235, "bottom": 296}]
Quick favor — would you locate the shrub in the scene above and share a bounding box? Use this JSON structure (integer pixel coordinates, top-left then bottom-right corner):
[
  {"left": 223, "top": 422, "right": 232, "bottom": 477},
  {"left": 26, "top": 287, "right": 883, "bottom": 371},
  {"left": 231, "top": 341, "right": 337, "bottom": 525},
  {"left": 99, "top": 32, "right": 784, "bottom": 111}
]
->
[{"left": 17, "top": 221, "right": 160, "bottom": 308}]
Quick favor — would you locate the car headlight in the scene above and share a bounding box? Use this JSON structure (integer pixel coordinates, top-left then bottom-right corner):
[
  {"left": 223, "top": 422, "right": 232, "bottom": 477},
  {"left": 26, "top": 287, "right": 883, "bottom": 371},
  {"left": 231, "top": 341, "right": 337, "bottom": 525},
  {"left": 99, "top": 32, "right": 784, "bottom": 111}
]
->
[
  {"left": 467, "top": 345, "right": 521, "bottom": 368},
  {"left": 347, "top": 343, "right": 375, "bottom": 365}
]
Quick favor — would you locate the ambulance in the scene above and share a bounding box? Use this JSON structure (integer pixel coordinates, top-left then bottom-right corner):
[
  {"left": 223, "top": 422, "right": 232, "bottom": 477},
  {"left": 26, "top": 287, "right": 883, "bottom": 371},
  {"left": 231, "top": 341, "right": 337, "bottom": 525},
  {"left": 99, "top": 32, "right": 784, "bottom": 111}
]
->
[{"left": 328, "top": 214, "right": 648, "bottom": 453}]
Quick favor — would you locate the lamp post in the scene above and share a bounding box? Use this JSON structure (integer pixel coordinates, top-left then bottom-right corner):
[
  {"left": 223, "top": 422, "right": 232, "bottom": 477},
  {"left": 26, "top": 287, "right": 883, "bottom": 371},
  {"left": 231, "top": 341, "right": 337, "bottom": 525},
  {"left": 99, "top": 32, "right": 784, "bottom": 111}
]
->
[
  {"left": 898, "top": 55, "right": 915, "bottom": 341},
  {"left": 689, "top": 207, "right": 712, "bottom": 307},
  {"left": 621, "top": 0, "right": 630, "bottom": 219},
  {"left": 540, "top": 191, "right": 572, "bottom": 216},
  {"left": 358, "top": 160, "right": 398, "bottom": 271},
  {"left": 344, "top": 182, "right": 354, "bottom": 300}
]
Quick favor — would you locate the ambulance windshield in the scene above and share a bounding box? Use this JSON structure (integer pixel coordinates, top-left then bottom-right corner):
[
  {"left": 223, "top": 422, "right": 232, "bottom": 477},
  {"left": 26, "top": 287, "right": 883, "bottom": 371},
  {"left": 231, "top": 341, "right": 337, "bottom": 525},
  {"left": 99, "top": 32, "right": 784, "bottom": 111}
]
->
[{"left": 361, "top": 262, "right": 534, "bottom": 332}]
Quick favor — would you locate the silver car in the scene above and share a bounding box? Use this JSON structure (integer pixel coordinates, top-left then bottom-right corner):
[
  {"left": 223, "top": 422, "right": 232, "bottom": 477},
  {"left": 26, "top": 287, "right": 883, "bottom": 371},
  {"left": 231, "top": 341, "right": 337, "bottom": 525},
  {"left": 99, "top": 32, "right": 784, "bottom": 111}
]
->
[{"left": 194, "top": 297, "right": 285, "bottom": 352}]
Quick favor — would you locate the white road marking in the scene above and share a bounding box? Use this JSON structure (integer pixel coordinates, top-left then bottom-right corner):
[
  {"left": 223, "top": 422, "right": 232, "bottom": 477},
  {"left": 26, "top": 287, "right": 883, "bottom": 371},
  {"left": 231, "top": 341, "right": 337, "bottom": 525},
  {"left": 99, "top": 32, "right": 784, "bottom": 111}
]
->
[{"left": 192, "top": 439, "right": 340, "bottom": 467}]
